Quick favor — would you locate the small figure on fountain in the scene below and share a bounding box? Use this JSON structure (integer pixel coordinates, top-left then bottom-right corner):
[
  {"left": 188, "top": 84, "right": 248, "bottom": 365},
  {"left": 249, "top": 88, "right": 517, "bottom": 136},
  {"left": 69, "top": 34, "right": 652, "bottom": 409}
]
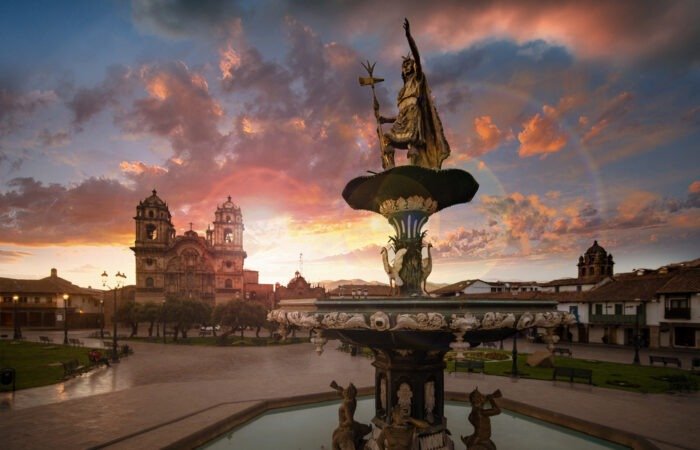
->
[
  {"left": 331, "top": 380, "right": 372, "bottom": 450},
  {"left": 376, "top": 408, "right": 430, "bottom": 450},
  {"left": 462, "top": 388, "right": 502, "bottom": 450}
]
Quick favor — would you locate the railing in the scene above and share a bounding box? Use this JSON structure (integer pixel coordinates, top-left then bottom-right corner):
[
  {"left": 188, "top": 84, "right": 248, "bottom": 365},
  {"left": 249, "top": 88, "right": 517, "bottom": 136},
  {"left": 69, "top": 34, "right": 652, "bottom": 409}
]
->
[
  {"left": 664, "top": 308, "right": 691, "bottom": 320},
  {"left": 589, "top": 313, "right": 645, "bottom": 325}
]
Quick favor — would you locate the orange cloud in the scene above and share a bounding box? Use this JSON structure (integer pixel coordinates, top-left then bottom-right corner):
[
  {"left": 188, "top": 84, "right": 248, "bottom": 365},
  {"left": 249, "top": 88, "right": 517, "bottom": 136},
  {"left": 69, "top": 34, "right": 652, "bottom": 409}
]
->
[
  {"left": 689, "top": 181, "right": 700, "bottom": 194},
  {"left": 119, "top": 161, "right": 168, "bottom": 176},
  {"left": 518, "top": 106, "right": 567, "bottom": 158},
  {"left": 467, "top": 115, "right": 503, "bottom": 157}
]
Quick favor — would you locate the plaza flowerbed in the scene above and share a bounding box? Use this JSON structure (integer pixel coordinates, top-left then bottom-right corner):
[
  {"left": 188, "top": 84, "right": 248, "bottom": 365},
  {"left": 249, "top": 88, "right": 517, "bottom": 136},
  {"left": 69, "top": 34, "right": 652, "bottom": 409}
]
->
[
  {"left": 128, "top": 335, "right": 308, "bottom": 346},
  {"left": 0, "top": 340, "right": 95, "bottom": 390},
  {"left": 447, "top": 353, "right": 698, "bottom": 394}
]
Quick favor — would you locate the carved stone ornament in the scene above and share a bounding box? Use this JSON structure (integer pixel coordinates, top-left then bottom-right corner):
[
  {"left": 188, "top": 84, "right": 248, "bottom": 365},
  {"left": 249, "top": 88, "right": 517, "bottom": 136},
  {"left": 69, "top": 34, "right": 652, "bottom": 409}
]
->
[
  {"left": 533, "top": 311, "right": 563, "bottom": 328},
  {"left": 370, "top": 311, "right": 391, "bottom": 331},
  {"left": 561, "top": 312, "right": 577, "bottom": 325},
  {"left": 397, "top": 383, "right": 413, "bottom": 415},
  {"left": 286, "top": 311, "right": 320, "bottom": 328},
  {"left": 391, "top": 312, "right": 446, "bottom": 331},
  {"left": 450, "top": 313, "right": 480, "bottom": 332},
  {"left": 424, "top": 381, "right": 435, "bottom": 423},
  {"left": 310, "top": 330, "right": 327, "bottom": 355},
  {"left": 515, "top": 312, "right": 535, "bottom": 330},
  {"left": 321, "top": 312, "right": 370, "bottom": 329},
  {"left": 266, "top": 309, "right": 286, "bottom": 324},
  {"left": 480, "top": 312, "right": 516, "bottom": 330},
  {"left": 378, "top": 195, "right": 438, "bottom": 216}
]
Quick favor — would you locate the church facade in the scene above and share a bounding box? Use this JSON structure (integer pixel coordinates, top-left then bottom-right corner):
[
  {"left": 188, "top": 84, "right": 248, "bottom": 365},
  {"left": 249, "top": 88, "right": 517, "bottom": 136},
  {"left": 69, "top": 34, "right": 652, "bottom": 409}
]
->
[{"left": 131, "top": 190, "right": 272, "bottom": 306}]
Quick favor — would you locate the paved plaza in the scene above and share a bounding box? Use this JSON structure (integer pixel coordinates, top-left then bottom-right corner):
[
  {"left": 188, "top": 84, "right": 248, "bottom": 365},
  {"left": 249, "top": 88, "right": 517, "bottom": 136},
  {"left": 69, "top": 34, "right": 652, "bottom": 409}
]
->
[{"left": 0, "top": 329, "right": 698, "bottom": 450}]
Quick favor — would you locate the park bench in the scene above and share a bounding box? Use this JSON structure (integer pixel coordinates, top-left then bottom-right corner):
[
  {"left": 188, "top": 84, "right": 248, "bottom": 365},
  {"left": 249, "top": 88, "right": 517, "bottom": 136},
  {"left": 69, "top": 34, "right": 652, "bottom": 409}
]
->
[
  {"left": 62, "top": 359, "right": 86, "bottom": 378},
  {"left": 649, "top": 355, "right": 681, "bottom": 368},
  {"left": 692, "top": 357, "right": 700, "bottom": 373},
  {"left": 68, "top": 338, "right": 84, "bottom": 347},
  {"left": 552, "top": 366, "right": 593, "bottom": 385},
  {"left": 451, "top": 359, "right": 485, "bottom": 373},
  {"left": 553, "top": 347, "right": 572, "bottom": 357},
  {"left": 39, "top": 336, "right": 53, "bottom": 344}
]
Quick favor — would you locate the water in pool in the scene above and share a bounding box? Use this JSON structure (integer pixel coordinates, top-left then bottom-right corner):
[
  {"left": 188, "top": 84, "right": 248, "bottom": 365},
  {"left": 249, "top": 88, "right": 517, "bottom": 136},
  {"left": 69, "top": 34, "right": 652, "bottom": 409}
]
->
[{"left": 201, "top": 398, "right": 628, "bottom": 449}]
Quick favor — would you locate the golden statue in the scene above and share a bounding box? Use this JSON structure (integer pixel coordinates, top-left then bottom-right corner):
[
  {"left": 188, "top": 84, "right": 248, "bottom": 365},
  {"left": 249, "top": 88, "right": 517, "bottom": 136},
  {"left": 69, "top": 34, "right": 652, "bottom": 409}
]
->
[
  {"left": 376, "top": 408, "right": 430, "bottom": 450},
  {"left": 362, "top": 19, "right": 451, "bottom": 171},
  {"left": 331, "top": 381, "right": 372, "bottom": 450}
]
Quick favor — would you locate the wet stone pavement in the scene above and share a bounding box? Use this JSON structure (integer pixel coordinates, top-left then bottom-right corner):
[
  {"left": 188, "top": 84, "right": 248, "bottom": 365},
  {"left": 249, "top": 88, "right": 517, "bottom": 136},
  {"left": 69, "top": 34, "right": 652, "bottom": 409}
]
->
[{"left": 0, "top": 330, "right": 698, "bottom": 449}]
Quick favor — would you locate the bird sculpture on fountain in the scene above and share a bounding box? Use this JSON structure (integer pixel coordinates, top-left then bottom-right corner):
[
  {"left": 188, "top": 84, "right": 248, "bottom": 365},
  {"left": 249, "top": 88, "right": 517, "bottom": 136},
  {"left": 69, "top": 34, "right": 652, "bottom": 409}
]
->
[
  {"left": 381, "top": 246, "right": 407, "bottom": 296},
  {"left": 421, "top": 242, "right": 433, "bottom": 295}
]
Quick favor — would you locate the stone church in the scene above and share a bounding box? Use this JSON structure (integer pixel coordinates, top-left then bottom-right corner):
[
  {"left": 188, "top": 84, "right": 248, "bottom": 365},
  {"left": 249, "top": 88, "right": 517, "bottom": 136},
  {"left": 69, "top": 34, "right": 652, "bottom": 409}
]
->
[{"left": 131, "top": 190, "right": 272, "bottom": 306}]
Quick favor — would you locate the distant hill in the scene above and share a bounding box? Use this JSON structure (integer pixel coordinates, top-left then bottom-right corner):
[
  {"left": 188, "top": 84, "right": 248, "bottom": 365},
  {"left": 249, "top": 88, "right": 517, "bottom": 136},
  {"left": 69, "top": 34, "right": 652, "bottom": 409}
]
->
[{"left": 318, "top": 279, "right": 448, "bottom": 293}]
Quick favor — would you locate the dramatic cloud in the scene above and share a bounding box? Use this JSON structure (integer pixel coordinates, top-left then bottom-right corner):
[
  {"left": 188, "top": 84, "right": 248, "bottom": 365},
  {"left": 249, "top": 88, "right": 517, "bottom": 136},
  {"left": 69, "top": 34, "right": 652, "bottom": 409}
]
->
[
  {"left": 131, "top": 0, "right": 247, "bottom": 38},
  {"left": 0, "top": 249, "right": 32, "bottom": 263},
  {"left": 518, "top": 105, "right": 567, "bottom": 158},
  {"left": 582, "top": 92, "right": 634, "bottom": 144},
  {"left": 68, "top": 65, "right": 135, "bottom": 128},
  {"left": 467, "top": 116, "right": 504, "bottom": 157},
  {"left": 0, "top": 177, "right": 137, "bottom": 245},
  {"left": 37, "top": 129, "right": 71, "bottom": 147},
  {"left": 432, "top": 227, "right": 500, "bottom": 259},
  {"left": 0, "top": 89, "right": 58, "bottom": 136}
]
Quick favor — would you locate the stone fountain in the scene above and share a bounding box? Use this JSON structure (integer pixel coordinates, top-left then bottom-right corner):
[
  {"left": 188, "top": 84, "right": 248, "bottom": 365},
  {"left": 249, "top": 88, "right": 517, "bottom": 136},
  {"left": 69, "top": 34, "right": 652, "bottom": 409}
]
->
[{"left": 267, "top": 19, "right": 575, "bottom": 450}]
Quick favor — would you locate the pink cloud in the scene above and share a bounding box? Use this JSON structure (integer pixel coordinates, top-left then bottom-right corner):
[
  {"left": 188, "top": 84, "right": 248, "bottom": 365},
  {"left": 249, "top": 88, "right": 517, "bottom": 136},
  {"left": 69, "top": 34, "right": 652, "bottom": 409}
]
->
[
  {"left": 518, "top": 106, "right": 567, "bottom": 158},
  {"left": 689, "top": 181, "right": 700, "bottom": 194},
  {"left": 467, "top": 115, "right": 504, "bottom": 157}
]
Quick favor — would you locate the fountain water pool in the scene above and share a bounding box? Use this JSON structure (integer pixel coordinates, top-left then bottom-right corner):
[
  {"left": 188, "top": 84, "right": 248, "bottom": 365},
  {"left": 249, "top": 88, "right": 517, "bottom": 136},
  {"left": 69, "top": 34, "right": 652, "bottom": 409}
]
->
[{"left": 201, "top": 398, "right": 629, "bottom": 450}]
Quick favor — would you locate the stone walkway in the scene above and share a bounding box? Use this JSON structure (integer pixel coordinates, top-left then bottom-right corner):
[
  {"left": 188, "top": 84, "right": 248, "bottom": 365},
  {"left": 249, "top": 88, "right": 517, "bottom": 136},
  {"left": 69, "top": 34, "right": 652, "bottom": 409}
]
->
[{"left": 0, "top": 331, "right": 698, "bottom": 449}]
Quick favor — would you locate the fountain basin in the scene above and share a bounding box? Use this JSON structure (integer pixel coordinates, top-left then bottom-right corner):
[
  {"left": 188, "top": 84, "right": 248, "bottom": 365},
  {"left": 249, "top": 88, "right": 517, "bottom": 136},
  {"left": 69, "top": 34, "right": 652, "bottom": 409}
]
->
[{"left": 198, "top": 394, "right": 649, "bottom": 450}]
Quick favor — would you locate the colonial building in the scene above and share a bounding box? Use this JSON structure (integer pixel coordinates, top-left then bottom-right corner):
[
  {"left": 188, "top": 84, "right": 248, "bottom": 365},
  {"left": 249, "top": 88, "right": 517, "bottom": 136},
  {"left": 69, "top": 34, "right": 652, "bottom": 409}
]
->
[
  {"left": 274, "top": 271, "right": 327, "bottom": 304},
  {"left": 0, "top": 268, "right": 103, "bottom": 331},
  {"left": 131, "top": 190, "right": 272, "bottom": 306}
]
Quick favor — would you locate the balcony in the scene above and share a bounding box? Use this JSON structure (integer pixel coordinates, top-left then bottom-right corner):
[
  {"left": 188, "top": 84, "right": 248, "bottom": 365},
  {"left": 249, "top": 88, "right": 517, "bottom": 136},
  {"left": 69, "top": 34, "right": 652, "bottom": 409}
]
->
[
  {"left": 664, "top": 308, "right": 691, "bottom": 320},
  {"left": 589, "top": 313, "right": 645, "bottom": 325}
]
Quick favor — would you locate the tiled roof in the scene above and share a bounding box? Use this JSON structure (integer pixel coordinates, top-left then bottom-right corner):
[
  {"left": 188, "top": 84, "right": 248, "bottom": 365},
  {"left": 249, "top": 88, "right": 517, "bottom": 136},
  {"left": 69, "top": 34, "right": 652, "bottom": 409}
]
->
[
  {"left": 431, "top": 279, "right": 480, "bottom": 295},
  {"left": 582, "top": 273, "right": 673, "bottom": 303},
  {"left": 458, "top": 291, "right": 584, "bottom": 302},
  {"left": 657, "top": 268, "right": 700, "bottom": 294},
  {"left": 540, "top": 276, "right": 606, "bottom": 287},
  {"left": 0, "top": 276, "right": 95, "bottom": 296}
]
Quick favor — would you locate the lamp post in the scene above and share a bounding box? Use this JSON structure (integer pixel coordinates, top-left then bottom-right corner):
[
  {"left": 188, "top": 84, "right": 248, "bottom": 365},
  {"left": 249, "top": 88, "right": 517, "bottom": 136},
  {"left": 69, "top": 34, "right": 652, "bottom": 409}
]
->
[
  {"left": 62, "top": 294, "right": 70, "bottom": 344},
  {"left": 162, "top": 299, "right": 166, "bottom": 344},
  {"left": 102, "top": 271, "right": 126, "bottom": 362},
  {"left": 12, "top": 294, "right": 21, "bottom": 340},
  {"left": 99, "top": 299, "right": 104, "bottom": 340},
  {"left": 633, "top": 302, "right": 642, "bottom": 365},
  {"left": 511, "top": 331, "right": 519, "bottom": 377}
]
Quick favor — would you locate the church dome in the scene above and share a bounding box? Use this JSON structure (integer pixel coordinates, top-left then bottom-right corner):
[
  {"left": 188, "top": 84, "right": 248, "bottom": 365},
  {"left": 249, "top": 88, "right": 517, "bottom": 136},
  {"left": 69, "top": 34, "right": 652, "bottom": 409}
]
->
[
  {"left": 142, "top": 189, "right": 166, "bottom": 207},
  {"left": 584, "top": 240, "right": 608, "bottom": 258}
]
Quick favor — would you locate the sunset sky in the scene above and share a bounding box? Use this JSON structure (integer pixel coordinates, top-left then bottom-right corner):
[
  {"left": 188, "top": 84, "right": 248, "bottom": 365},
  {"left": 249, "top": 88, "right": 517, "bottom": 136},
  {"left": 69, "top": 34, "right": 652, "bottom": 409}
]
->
[{"left": 1, "top": 0, "right": 699, "bottom": 289}]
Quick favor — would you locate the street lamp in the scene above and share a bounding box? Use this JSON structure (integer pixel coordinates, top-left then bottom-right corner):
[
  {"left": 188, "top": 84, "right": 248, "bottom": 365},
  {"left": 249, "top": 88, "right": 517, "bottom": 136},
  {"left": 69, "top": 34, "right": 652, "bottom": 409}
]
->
[
  {"left": 102, "top": 270, "right": 126, "bottom": 362},
  {"left": 62, "top": 294, "right": 70, "bottom": 344},
  {"left": 633, "top": 301, "right": 643, "bottom": 365},
  {"left": 99, "top": 299, "right": 104, "bottom": 339},
  {"left": 12, "top": 294, "right": 21, "bottom": 340},
  {"left": 162, "top": 299, "right": 166, "bottom": 344}
]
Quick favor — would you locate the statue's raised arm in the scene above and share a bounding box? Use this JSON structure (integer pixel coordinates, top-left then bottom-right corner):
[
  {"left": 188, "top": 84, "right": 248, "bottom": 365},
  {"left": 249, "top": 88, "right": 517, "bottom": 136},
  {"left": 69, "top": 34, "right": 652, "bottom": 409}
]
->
[{"left": 404, "top": 18, "right": 422, "bottom": 78}]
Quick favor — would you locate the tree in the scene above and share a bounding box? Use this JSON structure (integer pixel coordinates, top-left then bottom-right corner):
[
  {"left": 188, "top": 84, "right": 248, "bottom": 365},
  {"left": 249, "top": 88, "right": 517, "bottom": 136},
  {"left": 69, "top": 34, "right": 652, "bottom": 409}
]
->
[
  {"left": 116, "top": 301, "right": 142, "bottom": 337},
  {"left": 139, "top": 302, "right": 161, "bottom": 337},
  {"left": 162, "top": 295, "right": 212, "bottom": 339},
  {"left": 213, "top": 300, "right": 269, "bottom": 339}
]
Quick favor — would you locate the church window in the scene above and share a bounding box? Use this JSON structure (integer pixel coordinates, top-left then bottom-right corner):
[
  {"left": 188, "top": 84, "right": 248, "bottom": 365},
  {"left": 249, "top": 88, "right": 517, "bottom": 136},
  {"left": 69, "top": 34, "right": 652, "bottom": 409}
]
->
[
  {"left": 146, "top": 258, "right": 154, "bottom": 267},
  {"left": 148, "top": 210, "right": 154, "bottom": 218},
  {"left": 225, "top": 279, "right": 232, "bottom": 288},
  {"left": 226, "top": 260, "right": 233, "bottom": 269},
  {"left": 224, "top": 228, "right": 233, "bottom": 243},
  {"left": 146, "top": 224, "right": 157, "bottom": 240},
  {"left": 146, "top": 277, "right": 154, "bottom": 288},
  {"left": 226, "top": 215, "right": 231, "bottom": 223}
]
